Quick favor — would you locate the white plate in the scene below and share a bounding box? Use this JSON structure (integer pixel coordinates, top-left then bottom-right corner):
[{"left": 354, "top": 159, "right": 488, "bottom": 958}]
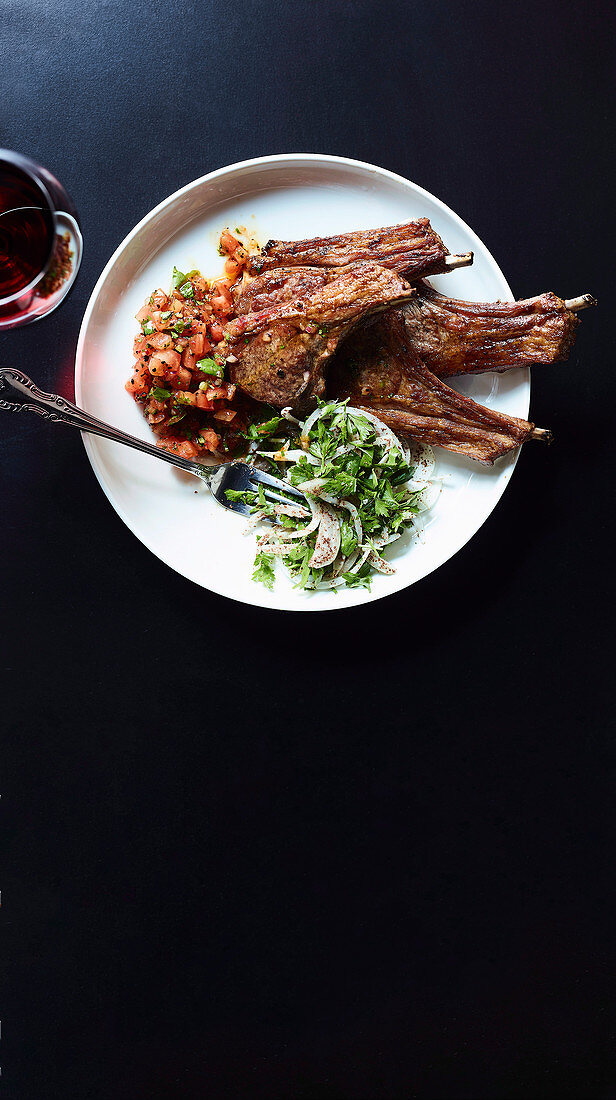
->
[{"left": 75, "top": 154, "right": 529, "bottom": 612}]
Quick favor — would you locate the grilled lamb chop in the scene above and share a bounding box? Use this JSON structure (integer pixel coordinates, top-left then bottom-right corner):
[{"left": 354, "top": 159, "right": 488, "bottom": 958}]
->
[
  {"left": 328, "top": 312, "right": 550, "bottom": 465},
  {"left": 248, "top": 218, "right": 472, "bottom": 280},
  {"left": 225, "top": 261, "right": 415, "bottom": 409},
  {"left": 234, "top": 265, "right": 338, "bottom": 316},
  {"left": 398, "top": 283, "right": 594, "bottom": 377}
]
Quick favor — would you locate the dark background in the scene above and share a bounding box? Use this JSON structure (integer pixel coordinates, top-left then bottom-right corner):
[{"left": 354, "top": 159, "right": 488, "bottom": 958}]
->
[{"left": 2, "top": 1, "right": 615, "bottom": 1097}]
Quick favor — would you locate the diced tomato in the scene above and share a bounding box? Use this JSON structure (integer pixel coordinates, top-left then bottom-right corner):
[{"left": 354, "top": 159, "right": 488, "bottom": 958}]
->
[
  {"left": 224, "top": 257, "right": 242, "bottom": 279},
  {"left": 213, "top": 277, "right": 233, "bottom": 296},
  {"left": 133, "top": 334, "right": 148, "bottom": 355},
  {"left": 174, "top": 390, "right": 197, "bottom": 406},
  {"left": 152, "top": 310, "right": 171, "bottom": 332},
  {"left": 211, "top": 295, "right": 233, "bottom": 316},
  {"left": 194, "top": 392, "right": 215, "bottom": 410},
  {"left": 152, "top": 289, "right": 169, "bottom": 310},
  {"left": 149, "top": 349, "right": 181, "bottom": 376},
  {"left": 176, "top": 366, "right": 192, "bottom": 387},
  {"left": 146, "top": 395, "right": 166, "bottom": 425},
  {"left": 147, "top": 331, "right": 172, "bottom": 351},
  {"left": 203, "top": 385, "right": 222, "bottom": 401},
  {"left": 181, "top": 347, "right": 197, "bottom": 373},
  {"left": 220, "top": 229, "right": 240, "bottom": 255},
  {"left": 125, "top": 362, "right": 150, "bottom": 397},
  {"left": 189, "top": 333, "right": 205, "bottom": 357},
  {"left": 209, "top": 321, "right": 224, "bottom": 342},
  {"left": 213, "top": 407, "right": 237, "bottom": 422},
  {"left": 207, "top": 381, "right": 236, "bottom": 401},
  {"left": 198, "top": 429, "right": 221, "bottom": 453},
  {"left": 135, "top": 303, "right": 152, "bottom": 323},
  {"left": 157, "top": 437, "right": 199, "bottom": 459}
]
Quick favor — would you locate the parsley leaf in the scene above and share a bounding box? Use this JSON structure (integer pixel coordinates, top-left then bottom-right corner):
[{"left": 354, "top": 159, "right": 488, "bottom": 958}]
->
[
  {"left": 252, "top": 552, "right": 275, "bottom": 589},
  {"left": 342, "top": 566, "right": 372, "bottom": 590},
  {"left": 244, "top": 415, "right": 282, "bottom": 440},
  {"left": 321, "top": 471, "right": 356, "bottom": 498},
  {"left": 340, "top": 517, "right": 357, "bottom": 557},
  {"left": 225, "top": 489, "right": 254, "bottom": 503},
  {"left": 197, "top": 358, "right": 224, "bottom": 378}
]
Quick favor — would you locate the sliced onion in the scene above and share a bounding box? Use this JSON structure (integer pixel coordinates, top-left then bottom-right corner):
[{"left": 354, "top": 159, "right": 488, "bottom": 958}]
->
[
  {"left": 415, "top": 481, "right": 442, "bottom": 512},
  {"left": 243, "top": 509, "right": 267, "bottom": 532},
  {"left": 309, "top": 505, "right": 340, "bottom": 568},
  {"left": 299, "top": 402, "right": 405, "bottom": 459},
  {"left": 368, "top": 549, "right": 396, "bottom": 575},
  {"left": 406, "top": 442, "right": 435, "bottom": 487},
  {"left": 262, "top": 497, "right": 325, "bottom": 542},
  {"left": 296, "top": 476, "right": 328, "bottom": 495},
  {"left": 345, "top": 406, "right": 405, "bottom": 454},
  {"left": 346, "top": 545, "right": 372, "bottom": 575},
  {"left": 371, "top": 530, "right": 402, "bottom": 550},
  {"left": 267, "top": 449, "right": 319, "bottom": 465},
  {"left": 274, "top": 503, "right": 310, "bottom": 519},
  {"left": 299, "top": 402, "right": 338, "bottom": 443},
  {"left": 259, "top": 541, "right": 299, "bottom": 556}
]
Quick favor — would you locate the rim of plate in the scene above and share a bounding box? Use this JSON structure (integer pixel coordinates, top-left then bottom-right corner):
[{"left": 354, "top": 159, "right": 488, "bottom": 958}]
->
[{"left": 75, "top": 153, "right": 528, "bottom": 611}]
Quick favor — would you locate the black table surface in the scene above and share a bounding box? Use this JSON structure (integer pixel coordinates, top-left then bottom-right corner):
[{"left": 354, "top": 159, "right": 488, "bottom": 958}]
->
[{"left": 2, "top": 2, "right": 615, "bottom": 1097}]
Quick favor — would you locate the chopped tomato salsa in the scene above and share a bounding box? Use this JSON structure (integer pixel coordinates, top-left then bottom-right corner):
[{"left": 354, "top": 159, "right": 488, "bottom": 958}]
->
[{"left": 125, "top": 228, "right": 260, "bottom": 457}]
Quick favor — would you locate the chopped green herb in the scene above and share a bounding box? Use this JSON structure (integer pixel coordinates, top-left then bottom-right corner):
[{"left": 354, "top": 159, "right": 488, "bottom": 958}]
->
[
  {"left": 196, "top": 357, "right": 224, "bottom": 378},
  {"left": 151, "top": 387, "right": 171, "bottom": 401},
  {"left": 298, "top": 548, "right": 312, "bottom": 590},
  {"left": 231, "top": 398, "right": 436, "bottom": 593},
  {"left": 340, "top": 568, "right": 372, "bottom": 590},
  {"left": 179, "top": 281, "right": 194, "bottom": 299},
  {"left": 244, "top": 415, "right": 282, "bottom": 441},
  {"left": 252, "top": 552, "right": 276, "bottom": 589},
  {"left": 340, "top": 517, "right": 357, "bottom": 558},
  {"left": 171, "top": 267, "right": 186, "bottom": 289}
]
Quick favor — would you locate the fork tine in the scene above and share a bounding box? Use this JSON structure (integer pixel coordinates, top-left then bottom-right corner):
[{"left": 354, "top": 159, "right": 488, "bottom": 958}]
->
[
  {"left": 248, "top": 483, "right": 306, "bottom": 508},
  {"left": 222, "top": 499, "right": 253, "bottom": 516},
  {"left": 247, "top": 467, "right": 307, "bottom": 503}
]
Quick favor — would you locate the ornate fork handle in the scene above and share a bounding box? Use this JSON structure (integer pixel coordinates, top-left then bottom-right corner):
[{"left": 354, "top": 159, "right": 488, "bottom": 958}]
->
[{"left": 0, "top": 367, "right": 220, "bottom": 481}]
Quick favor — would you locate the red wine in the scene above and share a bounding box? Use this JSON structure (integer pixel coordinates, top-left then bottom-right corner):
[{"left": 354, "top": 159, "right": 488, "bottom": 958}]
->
[
  {"left": 0, "top": 162, "right": 54, "bottom": 298},
  {"left": 0, "top": 149, "right": 81, "bottom": 329}
]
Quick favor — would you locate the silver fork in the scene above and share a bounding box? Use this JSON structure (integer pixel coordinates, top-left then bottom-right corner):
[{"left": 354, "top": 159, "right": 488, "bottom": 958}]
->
[{"left": 0, "top": 367, "right": 307, "bottom": 516}]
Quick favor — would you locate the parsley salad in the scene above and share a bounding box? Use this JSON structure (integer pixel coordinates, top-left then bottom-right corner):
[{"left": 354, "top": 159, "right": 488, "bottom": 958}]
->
[{"left": 226, "top": 399, "right": 441, "bottom": 592}]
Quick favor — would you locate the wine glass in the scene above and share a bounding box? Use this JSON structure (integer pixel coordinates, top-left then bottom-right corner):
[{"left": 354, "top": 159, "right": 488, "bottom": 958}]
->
[{"left": 0, "top": 149, "right": 83, "bottom": 330}]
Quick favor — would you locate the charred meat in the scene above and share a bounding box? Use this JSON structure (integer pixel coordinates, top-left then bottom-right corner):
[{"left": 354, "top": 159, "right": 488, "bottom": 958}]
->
[
  {"left": 225, "top": 262, "right": 415, "bottom": 409},
  {"left": 248, "top": 218, "right": 451, "bottom": 281},
  {"left": 329, "top": 313, "right": 550, "bottom": 465},
  {"left": 399, "top": 283, "right": 582, "bottom": 377},
  {"left": 234, "top": 265, "right": 340, "bottom": 316}
]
